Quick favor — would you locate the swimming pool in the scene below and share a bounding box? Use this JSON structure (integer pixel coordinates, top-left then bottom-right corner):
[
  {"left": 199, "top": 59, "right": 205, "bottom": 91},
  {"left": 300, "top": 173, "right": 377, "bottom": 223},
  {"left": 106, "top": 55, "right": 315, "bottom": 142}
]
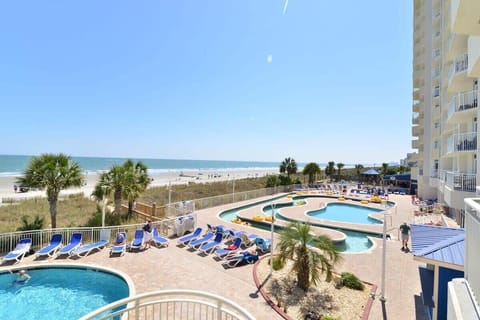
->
[
  {"left": 0, "top": 266, "right": 130, "bottom": 320},
  {"left": 307, "top": 202, "right": 383, "bottom": 225},
  {"left": 218, "top": 196, "right": 378, "bottom": 253}
]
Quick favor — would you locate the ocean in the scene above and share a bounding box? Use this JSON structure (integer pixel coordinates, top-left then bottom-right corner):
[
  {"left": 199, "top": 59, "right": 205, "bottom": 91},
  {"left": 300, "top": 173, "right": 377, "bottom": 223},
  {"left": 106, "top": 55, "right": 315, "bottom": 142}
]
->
[{"left": 0, "top": 154, "right": 290, "bottom": 177}]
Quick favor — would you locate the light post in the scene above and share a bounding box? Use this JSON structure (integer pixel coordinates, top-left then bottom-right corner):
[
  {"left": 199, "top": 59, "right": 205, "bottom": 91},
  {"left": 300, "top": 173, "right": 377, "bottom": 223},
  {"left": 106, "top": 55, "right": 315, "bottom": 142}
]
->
[
  {"left": 380, "top": 200, "right": 390, "bottom": 302},
  {"left": 270, "top": 202, "right": 275, "bottom": 276}
]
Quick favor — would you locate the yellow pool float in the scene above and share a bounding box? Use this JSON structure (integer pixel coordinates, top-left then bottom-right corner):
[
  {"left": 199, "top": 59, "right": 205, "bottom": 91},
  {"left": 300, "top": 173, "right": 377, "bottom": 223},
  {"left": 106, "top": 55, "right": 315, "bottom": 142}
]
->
[
  {"left": 338, "top": 197, "right": 345, "bottom": 201},
  {"left": 264, "top": 215, "right": 274, "bottom": 222},
  {"left": 371, "top": 196, "right": 381, "bottom": 203},
  {"left": 252, "top": 215, "right": 264, "bottom": 222},
  {"left": 360, "top": 200, "right": 369, "bottom": 204},
  {"left": 231, "top": 218, "right": 242, "bottom": 224}
]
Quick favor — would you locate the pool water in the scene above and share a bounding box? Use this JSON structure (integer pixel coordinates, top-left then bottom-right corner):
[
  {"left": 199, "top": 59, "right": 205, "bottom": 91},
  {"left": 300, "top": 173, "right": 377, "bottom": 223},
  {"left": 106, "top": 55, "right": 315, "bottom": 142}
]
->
[
  {"left": 307, "top": 203, "right": 383, "bottom": 225},
  {"left": 218, "top": 196, "right": 378, "bottom": 253},
  {"left": 0, "top": 267, "right": 129, "bottom": 320}
]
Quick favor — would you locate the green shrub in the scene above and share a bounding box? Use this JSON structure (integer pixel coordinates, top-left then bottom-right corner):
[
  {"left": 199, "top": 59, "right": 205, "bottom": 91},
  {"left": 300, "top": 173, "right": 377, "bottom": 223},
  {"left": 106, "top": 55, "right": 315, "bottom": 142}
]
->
[
  {"left": 321, "top": 315, "right": 339, "bottom": 320},
  {"left": 340, "top": 272, "right": 365, "bottom": 291},
  {"left": 266, "top": 175, "right": 279, "bottom": 187},
  {"left": 271, "top": 256, "right": 284, "bottom": 270},
  {"left": 17, "top": 215, "right": 45, "bottom": 231}
]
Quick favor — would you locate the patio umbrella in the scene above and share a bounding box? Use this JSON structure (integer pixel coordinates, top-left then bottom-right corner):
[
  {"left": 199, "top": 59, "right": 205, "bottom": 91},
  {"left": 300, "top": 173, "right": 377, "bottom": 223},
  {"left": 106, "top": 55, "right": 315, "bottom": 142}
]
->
[{"left": 362, "top": 169, "right": 380, "bottom": 175}]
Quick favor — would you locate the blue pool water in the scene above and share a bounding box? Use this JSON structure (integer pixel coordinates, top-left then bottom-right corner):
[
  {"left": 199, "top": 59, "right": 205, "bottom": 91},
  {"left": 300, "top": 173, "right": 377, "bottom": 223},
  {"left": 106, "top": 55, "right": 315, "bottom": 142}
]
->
[
  {"left": 218, "top": 196, "right": 379, "bottom": 253},
  {"left": 0, "top": 267, "right": 129, "bottom": 320},
  {"left": 307, "top": 203, "right": 383, "bottom": 225}
]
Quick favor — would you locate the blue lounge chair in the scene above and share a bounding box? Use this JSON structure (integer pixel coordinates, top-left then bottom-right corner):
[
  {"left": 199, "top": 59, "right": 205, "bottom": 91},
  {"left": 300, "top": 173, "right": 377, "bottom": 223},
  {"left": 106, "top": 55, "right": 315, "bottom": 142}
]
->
[
  {"left": 177, "top": 227, "right": 202, "bottom": 246},
  {"left": 57, "top": 233, "right": 82, "bottom": 257},
  {"left": 37, "top": 234, "right": 63, "bottom": 258},
  {"left": 152, "top": 228, "right": 169, "bottom": 248},
  {"left": 214, "top": 237, "right": 243, "bottom": 259},
  {"left": 3, "top": 238, "right": 32, "bottom": 264},
  {"left": 222, "top": 250, "right": 259, "bottom": 268},
  {"left": 110, "top": 232, "right": 127, "bottom": 257},
  {"left": 254, "top": 237, "right": 271, "bottom": 253},
  {"left": 71, "top": 240, "right": 108, "bottom": 257},
  {"left": 199, "top": 233, "right": 224, "bottom": 254},
  {"left": 206, "top": 224, "right": 225, "bottom": 234},
  {"left": 129, "top": 229, "right": 144, "bottom": 251},
  {"left": 239, "top": 233, "right": 259, "bottom": 248},
  {"left": 188, "top": 232, "right": 214, "bottom": 250}
]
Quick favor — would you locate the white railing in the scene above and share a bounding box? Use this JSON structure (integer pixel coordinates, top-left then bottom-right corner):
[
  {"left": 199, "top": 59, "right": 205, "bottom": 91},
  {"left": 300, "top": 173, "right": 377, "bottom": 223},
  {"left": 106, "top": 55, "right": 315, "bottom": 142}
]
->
[
  {"left": 79, "top": 289, "right": 256, "bottom": 320},
  {"left": 448, "top": 89, "right": 478, "bottom": 119},
  {"left": 445, "top": 171, "right": 476, "bottom": 192},
  {"left": 446, "top": 132, "right": 478, "bottom": 153},
  {"left": 449, "top": 53, "right": 469, "bottom": 81},
  {"left": 0, "top": 216, "right": 188, "bottom": 255}
]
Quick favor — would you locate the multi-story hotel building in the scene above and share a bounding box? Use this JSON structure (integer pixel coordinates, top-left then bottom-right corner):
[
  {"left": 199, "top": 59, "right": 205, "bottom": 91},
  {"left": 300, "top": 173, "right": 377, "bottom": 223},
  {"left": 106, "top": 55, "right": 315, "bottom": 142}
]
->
[{"left": 412, "top": 0, "right": 480, "bottom": 226}]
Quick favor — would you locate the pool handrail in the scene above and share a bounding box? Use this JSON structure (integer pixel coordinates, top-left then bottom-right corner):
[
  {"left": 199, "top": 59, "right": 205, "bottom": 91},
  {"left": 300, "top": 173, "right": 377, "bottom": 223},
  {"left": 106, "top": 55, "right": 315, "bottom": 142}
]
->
[{"left": 78, "top": 289, "right": 256, "bottom": 320}]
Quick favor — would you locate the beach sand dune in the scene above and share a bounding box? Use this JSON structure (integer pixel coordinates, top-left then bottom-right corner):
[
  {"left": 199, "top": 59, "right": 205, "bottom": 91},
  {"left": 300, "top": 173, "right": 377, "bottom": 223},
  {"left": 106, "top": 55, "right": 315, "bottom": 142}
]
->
[{"left": 0, "top": 169, "right": 277, "bottom": 203}]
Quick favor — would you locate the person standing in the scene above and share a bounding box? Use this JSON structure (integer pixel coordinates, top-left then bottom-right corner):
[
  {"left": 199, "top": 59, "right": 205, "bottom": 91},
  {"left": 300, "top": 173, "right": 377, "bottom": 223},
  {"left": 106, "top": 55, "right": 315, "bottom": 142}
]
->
[
  {"left": 399, "top": 222, "right": 411, "bottom": 252},
  {"left": 142, "top": 220, "right": 153, "bottom": 249}
]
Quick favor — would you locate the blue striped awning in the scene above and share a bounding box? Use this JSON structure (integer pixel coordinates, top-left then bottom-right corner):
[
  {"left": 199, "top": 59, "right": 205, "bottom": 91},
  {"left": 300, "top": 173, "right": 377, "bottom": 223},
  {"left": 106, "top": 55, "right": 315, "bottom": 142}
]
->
[{"left": 411, "top": 224, "right": 465, "bottom": 267}]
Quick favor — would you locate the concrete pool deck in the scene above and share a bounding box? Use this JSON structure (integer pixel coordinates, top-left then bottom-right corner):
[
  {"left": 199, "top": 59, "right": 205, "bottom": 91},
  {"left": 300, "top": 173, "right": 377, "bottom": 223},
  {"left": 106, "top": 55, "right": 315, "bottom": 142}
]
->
[{"left": 0, "top": 193, "right": 434, "bottom": 319}]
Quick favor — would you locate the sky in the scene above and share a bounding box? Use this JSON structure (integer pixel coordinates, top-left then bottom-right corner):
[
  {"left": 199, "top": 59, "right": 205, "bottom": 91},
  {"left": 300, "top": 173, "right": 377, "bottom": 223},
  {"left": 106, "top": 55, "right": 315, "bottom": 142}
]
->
[{"left": 0, "top": 1, "right": 413, "bottom": 165}]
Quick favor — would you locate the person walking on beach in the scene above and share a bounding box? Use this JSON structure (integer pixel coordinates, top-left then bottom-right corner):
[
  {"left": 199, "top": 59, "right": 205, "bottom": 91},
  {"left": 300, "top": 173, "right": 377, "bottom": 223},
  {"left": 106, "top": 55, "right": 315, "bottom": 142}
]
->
[{"left": 399, "top": 222, "right": 411, "bottom": 252}]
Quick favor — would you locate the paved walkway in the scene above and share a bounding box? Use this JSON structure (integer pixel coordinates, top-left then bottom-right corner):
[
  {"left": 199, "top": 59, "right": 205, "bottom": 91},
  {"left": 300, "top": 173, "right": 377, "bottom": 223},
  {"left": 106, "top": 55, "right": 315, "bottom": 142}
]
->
[{"left": 1, "top": 193, "right": 432, "bottom": 319}]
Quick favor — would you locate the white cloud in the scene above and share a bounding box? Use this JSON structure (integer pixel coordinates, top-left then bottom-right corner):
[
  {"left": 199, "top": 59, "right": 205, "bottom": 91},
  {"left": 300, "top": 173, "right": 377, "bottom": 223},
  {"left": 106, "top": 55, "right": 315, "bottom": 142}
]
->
[{"left": 267, "top": 55, "right": 273, "bottom": 63}]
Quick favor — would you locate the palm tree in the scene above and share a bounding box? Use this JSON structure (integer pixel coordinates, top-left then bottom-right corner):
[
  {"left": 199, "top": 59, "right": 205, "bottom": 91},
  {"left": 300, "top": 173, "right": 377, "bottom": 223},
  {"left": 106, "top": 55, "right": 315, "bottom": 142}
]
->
[
  {"left": 277, "top": 222, "right": 340, "bottom": 292},
  {"left": 123, "top": 160, "right": 150, "bottom": 216},
  {"left": 336, "top": 163, "right": 345, "bottom": 179},
  {"left": 302, "top": 162, "right": 321, "bottom": 185},
  {"left": 93, "top": 160, "right": 150, "bottom": 216},
  {"left": 381, "top": 163, "right": 389, "bottom": 175},
  {"left": 354, "top": 164, "right": 364, "bottom": 180},
  {"left": 279, "top": 157, "right": 298, "bottom": 178},
  {"left": 17, "top": 153, "right": 84, "bottom": 228},
  {"left": 325, "top": 161, "right": 335, "bottom": 182}
]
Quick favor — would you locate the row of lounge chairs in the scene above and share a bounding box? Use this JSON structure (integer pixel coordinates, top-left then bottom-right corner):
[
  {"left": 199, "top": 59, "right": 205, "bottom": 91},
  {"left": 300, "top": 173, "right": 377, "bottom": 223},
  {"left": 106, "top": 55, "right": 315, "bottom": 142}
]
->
[
  {"left": 2, "top": 228, "right": 171, "bottom": 264},
  {"left": 177, "top": 224, "right": 271, "bottom": 268},
  {"left": 110, "top": 228, "right": 169, "bottom": 257},
  {"left": 1, "top": 233, "right": 107, "bottom": 264}
]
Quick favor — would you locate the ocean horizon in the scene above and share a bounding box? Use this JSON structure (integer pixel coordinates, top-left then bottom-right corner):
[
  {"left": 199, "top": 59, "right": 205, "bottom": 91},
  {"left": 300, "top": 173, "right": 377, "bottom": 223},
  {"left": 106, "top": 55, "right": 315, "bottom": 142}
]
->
[
  {"left": 0, "top": 154, "right": 367, "bottom": 177},
  {"left": 0, "top": 154, "right": 283, "bottom": 177}
]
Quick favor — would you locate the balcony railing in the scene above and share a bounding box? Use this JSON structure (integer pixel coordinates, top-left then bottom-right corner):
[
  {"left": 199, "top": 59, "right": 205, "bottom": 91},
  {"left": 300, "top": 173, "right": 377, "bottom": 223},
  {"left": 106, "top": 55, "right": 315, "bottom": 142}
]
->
[
  {"left": 444, "top": 171, "right": 477, "bottom": 192},
  {"left": 449, "top": 53, "right": 469, "bottom": 81},
  {"left": 446, "top": 132, "right": 478, "bottom": 153},
  {"left": 448, "top": 89, "right": 479, "bottom": 119}
]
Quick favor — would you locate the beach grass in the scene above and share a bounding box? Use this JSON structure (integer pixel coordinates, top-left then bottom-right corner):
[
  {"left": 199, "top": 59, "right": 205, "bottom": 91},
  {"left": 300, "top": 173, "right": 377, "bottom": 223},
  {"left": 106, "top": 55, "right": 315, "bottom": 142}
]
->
[
  {"left": 0, "top": 194, "right": 98, "bottom": 232},
  {"left": 139, "top": 177, "right": 270, "bottom": 205}
]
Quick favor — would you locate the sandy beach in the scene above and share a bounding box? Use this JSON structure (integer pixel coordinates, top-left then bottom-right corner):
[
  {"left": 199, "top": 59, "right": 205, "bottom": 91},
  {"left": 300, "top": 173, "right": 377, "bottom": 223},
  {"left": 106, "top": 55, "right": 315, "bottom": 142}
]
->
[{"left": 0, "top": 168, "right": 277, "bottom": 203}]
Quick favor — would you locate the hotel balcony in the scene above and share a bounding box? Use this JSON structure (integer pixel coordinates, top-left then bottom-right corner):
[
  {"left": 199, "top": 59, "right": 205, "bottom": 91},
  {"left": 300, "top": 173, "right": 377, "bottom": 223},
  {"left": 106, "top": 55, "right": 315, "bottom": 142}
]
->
[
  {"left": 412, "top": 125, "right": 422, "bottom": 137},
  {"left": 468, "top": 36, "right": 480, "bottom": 77},
  {"left": 448, "top": 53, "right": 470, "bottom": 92},
  {"left": 413, "top": 101, "right": 422, "bottom": 113},
  {"left": 412, "top": 113, "right": 424, "bottom": 126},
  {"left": 447, "top": 89, "right": 478, "bottom": 122},
  {"left": 413, "top": 88, "right": 422, "bottom": 100},
  {"left": 446, "top": 33, "right": 467, "bottom": 60},
  {"left": 445, "top": 131, "right": 478, "bottom": 155},
  {"left": 450, "top": 0, "right": 480, "bottom": 35},
  {"left": 412, "top": 138, "right": 423, "bottom": 150},
  {"left": 444, "top": 171, "right": 476, "bottom": 192}
]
